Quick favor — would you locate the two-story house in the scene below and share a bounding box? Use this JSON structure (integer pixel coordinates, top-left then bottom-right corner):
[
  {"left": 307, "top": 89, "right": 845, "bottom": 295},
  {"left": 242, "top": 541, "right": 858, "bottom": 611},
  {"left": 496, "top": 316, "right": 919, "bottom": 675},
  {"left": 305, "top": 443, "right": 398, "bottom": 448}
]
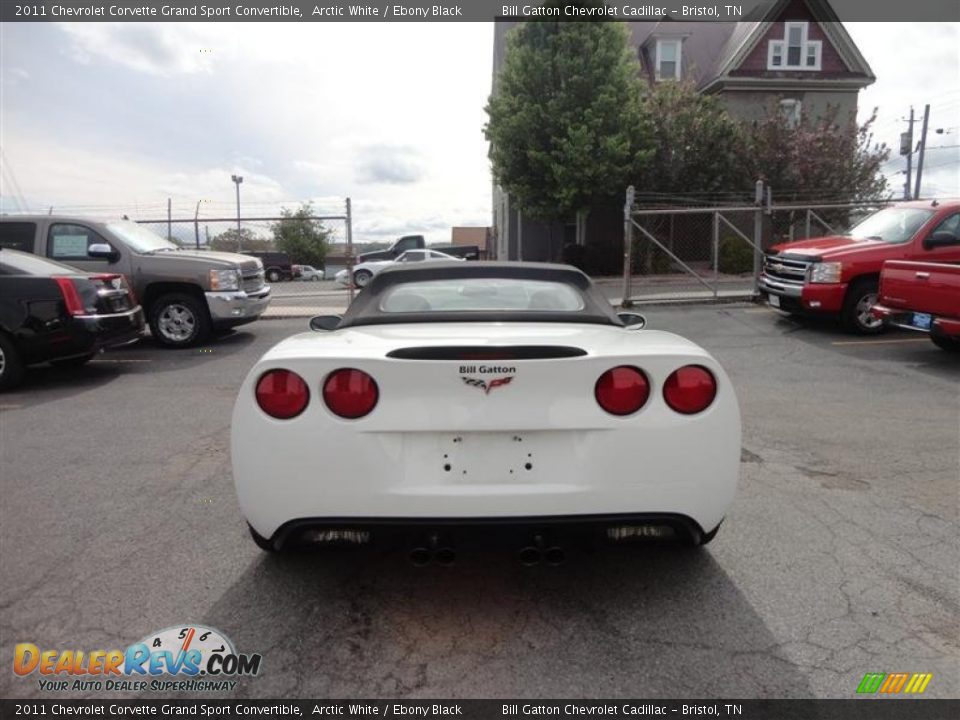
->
[{"left": 491, "top": 0, "right": 876, "bottom": 264}]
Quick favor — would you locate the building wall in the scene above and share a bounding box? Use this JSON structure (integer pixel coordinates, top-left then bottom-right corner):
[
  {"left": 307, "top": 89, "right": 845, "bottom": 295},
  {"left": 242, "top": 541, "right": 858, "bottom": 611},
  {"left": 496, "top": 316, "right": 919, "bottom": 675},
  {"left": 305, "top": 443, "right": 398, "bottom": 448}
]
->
[{"left": 719, "top": 88, "right": 858, "bottom": 125}]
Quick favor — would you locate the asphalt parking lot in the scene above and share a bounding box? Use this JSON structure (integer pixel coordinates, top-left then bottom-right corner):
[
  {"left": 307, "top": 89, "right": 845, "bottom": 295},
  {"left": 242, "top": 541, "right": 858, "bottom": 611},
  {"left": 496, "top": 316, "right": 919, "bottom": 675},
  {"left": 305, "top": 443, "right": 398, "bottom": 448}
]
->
[{"left": 1, "top": 304, "right": 957, "bottom": 699}]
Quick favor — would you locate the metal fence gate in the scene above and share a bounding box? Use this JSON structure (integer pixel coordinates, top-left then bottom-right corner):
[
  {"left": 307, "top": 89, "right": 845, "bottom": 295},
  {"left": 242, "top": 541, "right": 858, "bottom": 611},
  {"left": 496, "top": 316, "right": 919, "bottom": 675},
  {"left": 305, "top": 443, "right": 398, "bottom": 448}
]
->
[{"left": 620, "top": 183, "right": 891, "bottom": 306}]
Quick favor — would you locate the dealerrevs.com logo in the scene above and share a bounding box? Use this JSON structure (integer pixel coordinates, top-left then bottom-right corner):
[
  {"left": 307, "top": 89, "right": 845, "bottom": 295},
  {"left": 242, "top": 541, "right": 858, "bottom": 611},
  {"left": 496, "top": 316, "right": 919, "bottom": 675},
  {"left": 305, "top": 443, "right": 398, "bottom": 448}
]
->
[{"left": 13, "top": 625, "right": 262, "bottom": 693}]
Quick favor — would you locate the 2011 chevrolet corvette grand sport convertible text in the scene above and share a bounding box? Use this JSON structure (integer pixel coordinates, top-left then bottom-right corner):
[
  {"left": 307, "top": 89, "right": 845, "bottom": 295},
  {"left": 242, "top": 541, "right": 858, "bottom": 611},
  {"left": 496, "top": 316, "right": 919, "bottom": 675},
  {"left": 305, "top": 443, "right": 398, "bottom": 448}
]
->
[{"left": 231, "top": 263, "right": 741, "bottom": 561}]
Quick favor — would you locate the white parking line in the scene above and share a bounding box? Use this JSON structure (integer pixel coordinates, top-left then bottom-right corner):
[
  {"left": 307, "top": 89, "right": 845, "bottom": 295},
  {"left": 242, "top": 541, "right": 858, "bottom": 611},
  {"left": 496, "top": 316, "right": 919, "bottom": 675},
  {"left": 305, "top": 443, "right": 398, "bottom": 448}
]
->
[{"left": 831, "top": 338, "right": 931, "bottom": 346}]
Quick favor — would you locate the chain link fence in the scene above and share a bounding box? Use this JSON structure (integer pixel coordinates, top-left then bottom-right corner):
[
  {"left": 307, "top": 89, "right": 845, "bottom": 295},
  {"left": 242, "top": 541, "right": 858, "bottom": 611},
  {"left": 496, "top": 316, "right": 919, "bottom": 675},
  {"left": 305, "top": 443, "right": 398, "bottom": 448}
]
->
[
  {"left": 134, "top": 201, "right": 357, "bottom": 313},
  {"left": 621, "top": 184, "right": 892, "bottom": 305}
]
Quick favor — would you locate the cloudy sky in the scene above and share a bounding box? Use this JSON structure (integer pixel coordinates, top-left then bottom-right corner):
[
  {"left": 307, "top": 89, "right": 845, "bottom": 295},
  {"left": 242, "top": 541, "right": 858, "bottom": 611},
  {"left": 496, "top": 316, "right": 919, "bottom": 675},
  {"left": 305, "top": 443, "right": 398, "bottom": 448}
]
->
[{"left": 0, "top": 21, "right": 957, "bottom": 244}]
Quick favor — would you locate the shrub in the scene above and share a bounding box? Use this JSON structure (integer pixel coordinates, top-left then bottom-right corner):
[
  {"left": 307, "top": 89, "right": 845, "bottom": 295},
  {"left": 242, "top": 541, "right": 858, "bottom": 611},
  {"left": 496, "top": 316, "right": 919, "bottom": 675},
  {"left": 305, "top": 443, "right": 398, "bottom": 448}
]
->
[{"left": 717, "top": 236, "right": 755, "bottom": 275}]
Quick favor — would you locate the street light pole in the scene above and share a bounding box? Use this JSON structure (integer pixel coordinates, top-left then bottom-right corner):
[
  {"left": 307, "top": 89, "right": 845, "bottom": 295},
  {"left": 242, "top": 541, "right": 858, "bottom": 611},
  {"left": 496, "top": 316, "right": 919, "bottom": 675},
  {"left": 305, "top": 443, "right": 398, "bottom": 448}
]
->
[{"left": 231, "top": 174, "right": 243, "bottom": 251}]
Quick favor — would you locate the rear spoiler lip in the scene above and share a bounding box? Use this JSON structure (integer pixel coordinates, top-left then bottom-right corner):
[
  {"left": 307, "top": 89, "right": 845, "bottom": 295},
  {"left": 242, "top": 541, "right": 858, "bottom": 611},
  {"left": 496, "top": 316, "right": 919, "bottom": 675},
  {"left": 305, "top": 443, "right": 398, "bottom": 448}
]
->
[{"left": 386, "top": 345, "right": 588, "bottom": 360}]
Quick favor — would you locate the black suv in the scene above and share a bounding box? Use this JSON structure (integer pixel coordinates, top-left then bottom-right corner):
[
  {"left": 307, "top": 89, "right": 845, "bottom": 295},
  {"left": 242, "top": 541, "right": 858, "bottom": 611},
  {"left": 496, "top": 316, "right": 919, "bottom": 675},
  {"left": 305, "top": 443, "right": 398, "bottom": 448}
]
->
[
  {"left": 243, "top": 251, "right": 294, "bottom": 282},
  {"left": 0, "top": 249, "right": 145, "bottom": 390}
]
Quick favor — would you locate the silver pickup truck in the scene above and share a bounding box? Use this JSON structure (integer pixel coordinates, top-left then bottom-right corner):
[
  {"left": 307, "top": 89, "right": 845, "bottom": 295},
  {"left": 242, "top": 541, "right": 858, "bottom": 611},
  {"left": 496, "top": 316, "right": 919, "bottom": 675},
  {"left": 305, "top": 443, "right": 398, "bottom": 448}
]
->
[{"left": 0, "top": 216, "right": 271, "bottom": 347}]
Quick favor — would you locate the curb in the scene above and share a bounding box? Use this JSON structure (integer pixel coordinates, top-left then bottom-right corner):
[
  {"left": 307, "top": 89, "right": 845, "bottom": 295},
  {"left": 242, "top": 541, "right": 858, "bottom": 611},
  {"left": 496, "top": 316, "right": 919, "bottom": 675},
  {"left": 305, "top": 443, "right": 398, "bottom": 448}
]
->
[{"left": 262, "top": 307, "right": 348, "bottom": 319}]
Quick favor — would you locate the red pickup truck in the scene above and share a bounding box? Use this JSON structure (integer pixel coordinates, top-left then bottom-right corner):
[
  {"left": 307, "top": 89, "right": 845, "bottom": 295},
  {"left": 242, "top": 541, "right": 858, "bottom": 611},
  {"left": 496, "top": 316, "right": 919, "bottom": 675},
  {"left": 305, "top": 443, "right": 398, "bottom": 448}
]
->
[
  {"left": 759, "top": 200, "right": 960, "bottom": 334},
  {"left": 871, "top": 261, "right": 960, "bottom": 351}
]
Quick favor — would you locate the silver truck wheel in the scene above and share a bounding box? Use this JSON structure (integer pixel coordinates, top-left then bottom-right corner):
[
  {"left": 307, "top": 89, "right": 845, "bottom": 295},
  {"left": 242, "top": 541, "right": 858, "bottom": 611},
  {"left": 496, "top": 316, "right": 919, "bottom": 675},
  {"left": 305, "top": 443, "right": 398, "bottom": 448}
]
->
[
  {"left": 841, "top": 279, "right": 883, "bottom": 335},
  {"left": 149, "top": 293, "right": 211, "bottom": 348},
  {"left": 354, "top": 269, "right": 373, "bottom": 287},
  {"left": 158, "top": 304, "right": 196, "bottom": 342}
]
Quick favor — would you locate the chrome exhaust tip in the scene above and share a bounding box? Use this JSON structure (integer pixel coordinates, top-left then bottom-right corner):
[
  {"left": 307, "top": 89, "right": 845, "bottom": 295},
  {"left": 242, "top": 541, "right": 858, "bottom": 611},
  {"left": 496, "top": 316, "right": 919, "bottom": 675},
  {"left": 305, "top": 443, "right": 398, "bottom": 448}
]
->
[
  {"left": 544, "top": 546, "right": 565, "bottom": 566},
  {"left": 518, "top": 546, "right": 542, "bottom": 566},
  {"left": 434, "top": 546, "right": 457, "bottom": 567},
  {"left": 409, "top": 547, "right": 432, "bottom": 567}
]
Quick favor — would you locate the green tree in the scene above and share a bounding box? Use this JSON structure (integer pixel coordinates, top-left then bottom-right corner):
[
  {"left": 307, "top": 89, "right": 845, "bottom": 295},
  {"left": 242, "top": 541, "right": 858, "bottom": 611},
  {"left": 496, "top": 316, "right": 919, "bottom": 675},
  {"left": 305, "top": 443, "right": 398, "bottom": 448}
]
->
[
  {"left": 271, "top": 203, "right": 330, "bottom": 267},
  {"left": 743, "top": 104, "right": 891, "bottom": 240},
  {"left": 744, "top": 104, "right": 890, "bottom": 204},
  {"left": 485, "top": 3, "right": 653, "bottom": 242},
  {"left": 638, "top": 80, "right": 748, "bottom": 196},
  {"left": 210, "top": 228, "right": 274, "bottom": 252}
]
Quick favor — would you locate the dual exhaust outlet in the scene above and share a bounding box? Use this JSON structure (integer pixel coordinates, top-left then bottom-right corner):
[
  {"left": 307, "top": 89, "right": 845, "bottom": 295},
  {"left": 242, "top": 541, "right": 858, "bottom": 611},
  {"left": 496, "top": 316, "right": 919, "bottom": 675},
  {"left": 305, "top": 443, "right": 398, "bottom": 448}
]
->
[
  {"left": 408, "top": 534, "right": 457, "bottom": 567},
  {"left": 408, "top": 533, "right": 565, "bottom": 567}
]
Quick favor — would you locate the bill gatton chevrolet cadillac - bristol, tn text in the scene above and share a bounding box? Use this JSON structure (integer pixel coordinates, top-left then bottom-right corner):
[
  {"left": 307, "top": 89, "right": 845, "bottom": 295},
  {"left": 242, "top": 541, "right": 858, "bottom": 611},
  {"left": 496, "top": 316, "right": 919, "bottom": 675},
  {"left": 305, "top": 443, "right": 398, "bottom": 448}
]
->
[{"left": 231, "top": 262, "right": 741, "bottom": 561}]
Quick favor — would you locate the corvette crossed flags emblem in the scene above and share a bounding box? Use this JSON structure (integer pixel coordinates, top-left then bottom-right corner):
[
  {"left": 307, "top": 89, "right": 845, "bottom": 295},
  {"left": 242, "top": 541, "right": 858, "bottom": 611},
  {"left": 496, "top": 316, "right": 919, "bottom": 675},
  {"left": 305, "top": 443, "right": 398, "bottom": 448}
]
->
[{"left": 461, "top": 376, "right": 514, "bottom": 395}]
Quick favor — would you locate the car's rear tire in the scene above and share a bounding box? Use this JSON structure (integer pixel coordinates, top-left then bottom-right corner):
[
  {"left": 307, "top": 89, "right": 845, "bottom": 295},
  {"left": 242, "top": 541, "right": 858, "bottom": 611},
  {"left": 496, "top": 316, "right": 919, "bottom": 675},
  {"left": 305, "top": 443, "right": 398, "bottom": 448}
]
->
[
  {"left": 931, "top": 333, "right": 960, "bottom": 352},
  {"left": 248, "top": 524, "right": 279, "bottom": 553},
  {"left": 841, "top": 278, "right": 883, "bottom": 335},
  {"left": 149, "top": 292, "right": 211, "bottom": 348},
  {"left": 50, "top": 353, "right": 96, "bottom": 368},
  {"left": 266, "top": 268, "right": 282, "bottom": 283},
  {"left": 0, "top": 333, "right": 25, "bottom": 392},
  {"left": 354, "top": 269, "right": 373, "bottom": 288}
]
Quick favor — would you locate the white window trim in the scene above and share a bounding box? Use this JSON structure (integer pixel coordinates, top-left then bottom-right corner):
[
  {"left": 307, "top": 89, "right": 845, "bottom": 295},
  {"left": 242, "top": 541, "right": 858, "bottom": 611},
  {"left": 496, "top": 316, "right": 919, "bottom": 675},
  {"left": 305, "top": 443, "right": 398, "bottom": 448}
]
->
[
  {"left": 767, "top": 21, "right": 822, "bottom": 71},
  {"left": 768, "top": 41, "right": 784, "bottom": 67},
  {"left": 655, "top": 39, "right": 682, "bottom": 81}
]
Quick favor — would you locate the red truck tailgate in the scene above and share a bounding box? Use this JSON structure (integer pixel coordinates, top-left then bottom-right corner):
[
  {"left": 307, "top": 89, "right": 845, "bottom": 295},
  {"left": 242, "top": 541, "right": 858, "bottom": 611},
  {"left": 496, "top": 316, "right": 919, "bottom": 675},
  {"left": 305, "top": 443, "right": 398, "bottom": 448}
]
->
[{"left": 879, "top": 261, "right": 960, "bottom": 317}]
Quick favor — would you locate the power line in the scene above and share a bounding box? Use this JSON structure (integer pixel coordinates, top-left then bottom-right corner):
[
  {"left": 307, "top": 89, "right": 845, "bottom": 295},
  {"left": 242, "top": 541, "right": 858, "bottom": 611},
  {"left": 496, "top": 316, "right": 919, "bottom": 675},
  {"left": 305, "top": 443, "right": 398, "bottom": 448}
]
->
[{"left": 920, "top": 159, "right": 960, "bottom": 171}]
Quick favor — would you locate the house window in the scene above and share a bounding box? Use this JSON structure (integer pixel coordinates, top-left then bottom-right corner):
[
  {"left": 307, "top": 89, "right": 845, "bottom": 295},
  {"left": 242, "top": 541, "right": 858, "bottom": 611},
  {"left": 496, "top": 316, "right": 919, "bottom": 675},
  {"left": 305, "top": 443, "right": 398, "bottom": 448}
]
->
[
  {"left": 780, "top": 99, "right": 802, "bottom": 128},
  {"left": 771, "top": 44, "right": 783, "bottom": 67},
  {"left": 656, "top": 39, "right": 681, "bottom": 81},
  {"left": 767, "top": 21, "right": 821, "bottom": 71}
]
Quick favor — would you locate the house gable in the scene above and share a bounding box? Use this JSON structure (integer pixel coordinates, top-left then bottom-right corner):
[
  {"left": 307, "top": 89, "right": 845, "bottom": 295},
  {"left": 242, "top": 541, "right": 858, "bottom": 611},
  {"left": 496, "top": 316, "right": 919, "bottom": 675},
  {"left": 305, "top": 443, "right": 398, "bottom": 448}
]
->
[
  {"left": 714, "top": 0, "right": 874, "bottom": 88},
  {"left": 734, "top": 1, "right": 856, "bottom": 78}
]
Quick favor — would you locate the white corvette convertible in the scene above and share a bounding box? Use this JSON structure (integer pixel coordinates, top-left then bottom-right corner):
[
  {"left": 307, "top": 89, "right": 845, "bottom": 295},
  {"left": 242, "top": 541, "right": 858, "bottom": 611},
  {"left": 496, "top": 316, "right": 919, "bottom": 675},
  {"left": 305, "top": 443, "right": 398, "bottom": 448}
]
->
[{"left": 232, "top": 262, "right": 740, "bottom": 561}]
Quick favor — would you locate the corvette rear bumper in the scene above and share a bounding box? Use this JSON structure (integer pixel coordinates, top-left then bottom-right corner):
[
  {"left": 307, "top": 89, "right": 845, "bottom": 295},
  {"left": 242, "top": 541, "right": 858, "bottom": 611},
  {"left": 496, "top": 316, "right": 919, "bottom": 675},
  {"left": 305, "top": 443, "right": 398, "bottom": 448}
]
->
[
  {"left": 270, "top": 513, "right": 715, "bottom": 550},
  {"left": 234, "top": 424, "right": 740, "bottom": 541}
]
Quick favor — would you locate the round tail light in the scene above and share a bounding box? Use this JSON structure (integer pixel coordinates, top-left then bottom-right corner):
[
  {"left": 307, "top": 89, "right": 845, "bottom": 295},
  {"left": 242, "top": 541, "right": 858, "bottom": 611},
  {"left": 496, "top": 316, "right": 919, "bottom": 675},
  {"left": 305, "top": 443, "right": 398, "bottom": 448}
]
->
[
  {"left": 323, "top": 368, "right": 379, "bottom": 419},
  {"left": 255, "top": 369, "right": 309, "bottom": 419},
  {"left": 663, "top": 365, "right": 717, "bottom": 414},
  {"left": 595, "top": 366, "right": 650, "bottom": 416}
]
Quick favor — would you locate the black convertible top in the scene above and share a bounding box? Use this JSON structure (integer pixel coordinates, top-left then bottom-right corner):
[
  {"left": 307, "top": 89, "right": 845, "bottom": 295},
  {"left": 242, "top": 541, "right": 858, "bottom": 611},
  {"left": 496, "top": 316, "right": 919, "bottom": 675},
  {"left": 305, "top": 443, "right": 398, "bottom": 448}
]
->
[{"left": 338, "top": 261, "right": 623, "bottom": 329}]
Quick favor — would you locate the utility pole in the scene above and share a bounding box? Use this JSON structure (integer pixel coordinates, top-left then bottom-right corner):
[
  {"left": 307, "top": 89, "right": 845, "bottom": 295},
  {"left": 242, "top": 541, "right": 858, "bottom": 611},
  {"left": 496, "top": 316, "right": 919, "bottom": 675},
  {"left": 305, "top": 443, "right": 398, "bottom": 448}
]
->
[
  {"left": 914, "top": 104, "right": 930, "bottom": 199},
  {"left": 167, "top": 198, "right": 172, "bottom": 242},
  {"left": 193, "top": 200, "right": 202, "bottom": 249},
  {"left": 231, "top": 174, "right": 243, "bottom": 251},
  {"left": 345, "top": 197, "right": 354, "bottom": 303},
  {"left": 901, "top": 107, "right": 914, "bottom": 200}
]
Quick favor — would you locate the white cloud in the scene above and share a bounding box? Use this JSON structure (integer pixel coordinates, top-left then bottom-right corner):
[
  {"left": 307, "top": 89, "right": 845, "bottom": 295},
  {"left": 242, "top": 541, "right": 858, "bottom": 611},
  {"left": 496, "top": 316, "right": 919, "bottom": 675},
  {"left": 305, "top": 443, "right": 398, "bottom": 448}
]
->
[
  {"left": 58, "top": 23, "right": 220, "bottom": 76},
  {"left": 354, "top": 144, "right": 426, "bottom": 184}
]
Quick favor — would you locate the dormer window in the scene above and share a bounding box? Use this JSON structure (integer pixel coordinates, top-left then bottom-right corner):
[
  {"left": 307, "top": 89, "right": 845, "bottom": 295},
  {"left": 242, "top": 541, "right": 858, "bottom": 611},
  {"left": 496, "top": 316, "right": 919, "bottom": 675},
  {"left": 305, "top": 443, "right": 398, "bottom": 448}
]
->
[
  {"left": 656, "top": 39, "right": 682, "bottom": 81},
  {"left": 767, "top": 21, "right": 821, "bottom": 70}
]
